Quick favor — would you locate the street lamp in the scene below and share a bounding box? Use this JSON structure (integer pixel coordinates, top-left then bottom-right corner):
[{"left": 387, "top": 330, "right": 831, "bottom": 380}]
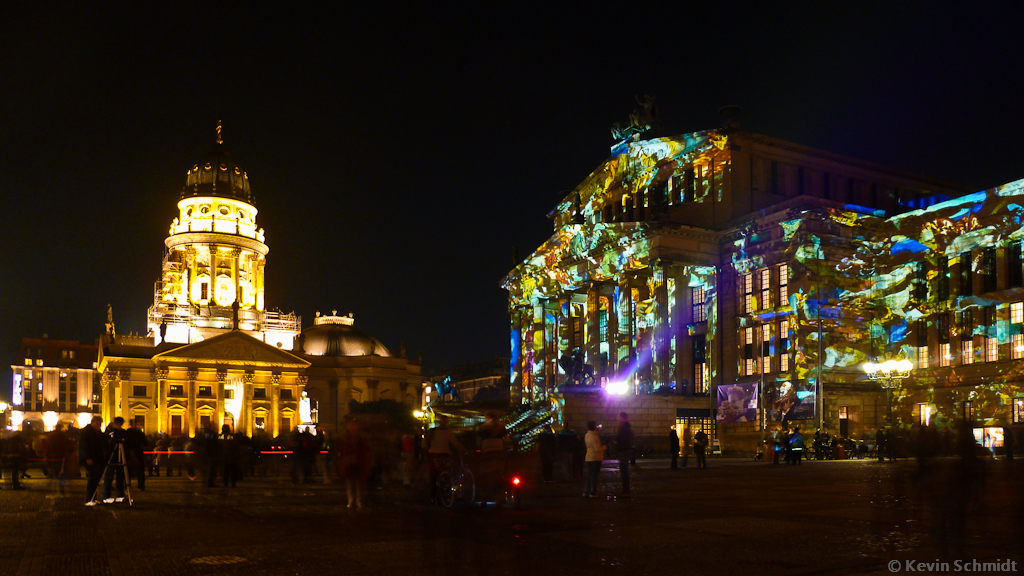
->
[{"left": 863, "top": 359, "right": 913, "bottom": 425}]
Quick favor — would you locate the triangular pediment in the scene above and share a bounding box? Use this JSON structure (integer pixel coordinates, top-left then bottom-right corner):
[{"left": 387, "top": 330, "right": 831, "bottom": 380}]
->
[{"left": 154, "top": 331, "right": 310, "bottom": 369}]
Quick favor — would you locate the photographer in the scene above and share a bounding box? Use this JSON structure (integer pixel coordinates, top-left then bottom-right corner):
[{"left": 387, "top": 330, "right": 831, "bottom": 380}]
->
[{"left": 101, "top": 417, "right": 127, "bottom": 503}]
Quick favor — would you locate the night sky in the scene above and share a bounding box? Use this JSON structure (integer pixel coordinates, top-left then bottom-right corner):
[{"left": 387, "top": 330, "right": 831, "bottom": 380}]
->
[{"left": 2, "top": 4, "right": 1023, "bottom": 400}]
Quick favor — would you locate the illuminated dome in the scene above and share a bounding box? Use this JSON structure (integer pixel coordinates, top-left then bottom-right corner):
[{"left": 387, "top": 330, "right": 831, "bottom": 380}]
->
[
  {"left": 300, "top": 312, "right": 391, "bottom": 357},
  {"left": 181, "top": 123, "right": 253, "bottom": 203}
]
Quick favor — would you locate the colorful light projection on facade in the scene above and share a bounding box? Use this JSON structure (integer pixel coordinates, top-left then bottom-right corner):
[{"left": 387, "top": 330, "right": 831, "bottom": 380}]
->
[{"left": 506, "top": 131, "right": 725, "bottom": 403}]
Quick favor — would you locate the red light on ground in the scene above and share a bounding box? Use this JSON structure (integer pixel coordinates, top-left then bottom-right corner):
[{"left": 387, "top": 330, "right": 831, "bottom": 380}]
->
[{"left": 512, "top": 477, "right": 521, "bottom": 486}]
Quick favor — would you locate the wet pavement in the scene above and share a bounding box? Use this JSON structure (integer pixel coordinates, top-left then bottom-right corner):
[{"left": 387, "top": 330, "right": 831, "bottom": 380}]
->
[{"left": 1, "top": 456, "right": 1021, "bottom": 576}]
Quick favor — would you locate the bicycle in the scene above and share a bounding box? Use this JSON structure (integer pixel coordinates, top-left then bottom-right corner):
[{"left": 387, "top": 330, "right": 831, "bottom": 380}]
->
[{"left": 435, "top": 453, "right": 475, "bottom": 508}]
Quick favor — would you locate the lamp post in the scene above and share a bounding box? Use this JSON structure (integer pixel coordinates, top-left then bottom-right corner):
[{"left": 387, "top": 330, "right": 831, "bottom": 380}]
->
[{"left": 862, "top": 359, "right": 913, "bottom": 425}]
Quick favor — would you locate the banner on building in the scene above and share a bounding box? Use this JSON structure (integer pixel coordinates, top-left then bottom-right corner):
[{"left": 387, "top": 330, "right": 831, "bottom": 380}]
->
[
  {"left": 767, "top": 380, "right": 816, "bottom": 422},
  {"left": 716, "top": 382, "right": 758, "bottom": 423}
]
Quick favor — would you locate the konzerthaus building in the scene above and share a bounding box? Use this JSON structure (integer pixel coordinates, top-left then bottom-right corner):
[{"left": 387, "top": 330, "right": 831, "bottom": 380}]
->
[
  {"left": 503, "top": 120, "right": 1024, "bottom": 453},
  {"left": 5, "top": 126, "right": 422, "bottom": 437}
]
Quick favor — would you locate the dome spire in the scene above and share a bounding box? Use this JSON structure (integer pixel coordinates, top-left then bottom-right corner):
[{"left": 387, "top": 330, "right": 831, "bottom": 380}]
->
[{"left": 216, "top": 120, "right": 223, "bottom": 144}]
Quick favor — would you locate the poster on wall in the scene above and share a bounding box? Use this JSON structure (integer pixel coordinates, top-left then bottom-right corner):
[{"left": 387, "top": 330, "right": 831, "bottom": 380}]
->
[
  {"left": 767, "top": 381, "right": 816, "bottom": 422},
  {"left": 717, "top": 382, "right": 758, "bottom": 423}
]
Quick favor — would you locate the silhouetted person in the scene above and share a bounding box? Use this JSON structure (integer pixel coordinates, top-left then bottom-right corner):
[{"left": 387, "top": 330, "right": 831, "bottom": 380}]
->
[
  {"left": 220, "top": 424, "right": 239, "bottom": 487},
  {"left": 102, "top": 417, "right": 127, "bottom": 503},
  {"left": 79, "top": 416, "right": 105, "bottom": 504},
  {"left": 693, "top": 428, "right": 708, "bottom": 469},
  {"left": 537, "top": 427, "right": 557, "bottom": 482},
  {"left": 124, "top": 420, "right": 147, "bottom": 490},
  {"left": 615, "top": 412, "right": 634, "bottom": 495},
  {"left": 669, "top": 425, "right": 679, "bottom": 470},
  {"left": 203, "top": 422, "right": 221, "bottom": 487}
]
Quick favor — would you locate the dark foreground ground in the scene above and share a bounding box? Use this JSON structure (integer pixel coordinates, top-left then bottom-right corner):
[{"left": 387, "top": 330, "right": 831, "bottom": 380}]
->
[{"left": 1, "top": 455, "right": 1021, "bottom": 576}]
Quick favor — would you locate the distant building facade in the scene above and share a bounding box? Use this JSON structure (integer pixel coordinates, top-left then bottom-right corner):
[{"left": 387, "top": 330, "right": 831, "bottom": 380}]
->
[
  {"left": 501, "top": 124, "right": 1022, "bottom": 452},
  {"left": 39, "top": 127, "right": 423, "bottom": 437},
  {"left": 8, "top": 337, "right": 100, "bottom": 431}
]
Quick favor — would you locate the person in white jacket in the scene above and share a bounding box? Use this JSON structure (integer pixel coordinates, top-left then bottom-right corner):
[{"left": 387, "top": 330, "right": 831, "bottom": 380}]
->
[{"left": 583, "top": 421, "right": 606, "bottom": 498}]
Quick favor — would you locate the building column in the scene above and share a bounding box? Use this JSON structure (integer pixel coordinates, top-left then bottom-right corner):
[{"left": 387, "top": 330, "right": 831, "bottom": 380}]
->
[
  {"left": 586, "top": 287, "right": 600, "bottom": 373},
  {"left": 270, "top": 374, "right": 280, "bottom": 437},
  {"left": 155, "top": 368, "right": 168, "bottom": 433},
  {"left": 672, "top": 267, "right": 692, "bottom": 395},
  {"left": 216, "top": 369, "right": 226, "bottom": 428},
  {"left": 230, "top": 248, "right": 241, "bottom": 306},
  {"left": 652, "top": 262, "right": 670, "bottom": 390},
  {"left": 606, "top": 285, "right": 620, "bottom": 380},
  {"left": 531, "top": 299, "right": 546, "bottom": 397},
  {"left": 187, "top": 247, "right": 198, "bottom": 305},
  {"left": 256, "top": 260, "right": 266, "bottom": 311},
  {"left": 187, "top": 368, "right": 198, "bottom": 436},
  {"left": 243, "top": 372, "right": 255, "bottom": 437},
  {"left": 618, "top": 275, "right": 635, "bottom": 379}
]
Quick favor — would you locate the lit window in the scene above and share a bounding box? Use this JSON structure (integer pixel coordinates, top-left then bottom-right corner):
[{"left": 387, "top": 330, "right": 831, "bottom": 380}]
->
[
  {"left": 918, "top": 403, "right": 931, "bottom": 426},
  {"left": 939, "top": 343, "right": 951, "bottom": 367},
  {"left": 169, "top": 385, "right": 184, "bottom": 396},
  {"left": 778, "top": 264, "right": 789, "bottom": 303},
  {"left": 25, "top": 369, "right": 33, "bottom": 379},
  {"left": 986, "top": 337, "right": 998, "bottom": 362},
  {"left": 779, "top": 319, "right": 790, "bottom": 372},
  {"left": 1013, "top": 334, "right": 1024, "bottom": 360},
  {"left": 224, "top": 389, "right": 234, "bottom": 400},
  {"left": 24, "top": 358, "right": 31, "bottom": 366},
  {"left": 36, "top": 359, "right": 43, "bottom": 366},
  {"left": 742, "top": 273, "right": 753, "bottom": 314},
  {"left": 1014, "top": 399, "right": 1024, "bottom": 424},
  {"left": 961, "top": 340, "right": 973, "bottom": 365},
  {"left": 694, "top": 363, "right": 708, "bottom": 394},
  {"left": 838, "top": 406, "right": 848, "bottom": 419},
  {"left": 692, "top": 286, "right": 707, "bottom": 323},
  {"left": 917, "top": 346, "right": 929, "bottom": 369},
  {"left": 759, "top": 268, "right": 770, "bottom": 310},
  {"left": 761, "top": 323, "right": 771, "bottom": 372},
  {"left": 743, "top": 327, "right": 755, "bottom": 375},
  {"left": 1012, "top": 302, "right": 1024, "bottom": 325}
]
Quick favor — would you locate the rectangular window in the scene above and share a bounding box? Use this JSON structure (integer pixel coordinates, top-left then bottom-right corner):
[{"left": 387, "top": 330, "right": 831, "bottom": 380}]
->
[
  {"left": 759, "top": 268, "right": 770, "bottom": 310},
  {"left": 1014, "top": 399, "right": 1024, "bottom": 424},
  {"left": 914, "top": 262, "right": 928, "bottom": 302},
  {"left": 255, "top": 416, "right": 266, "bottom": 430},
  {"left": 961, "top": 339, "right": 974, "bottom": 365},
  {"left": 171, "top": 415, "right": 182, "bottom": 436},
  {"left": 280, "top": 388, "right": 294, "bottom": 400},
  {"left": 938, "top": 313, "right": 950, "bottom": 343},
  {"left": 198, "top": 385, "right": 212, "bottom": 397},
  {"left": 169, "top": 384, "right": 184, "bottom": 396},
  {"left": 692, "top": 286, "right": 707, "bottom": 323},
  {"left": 961, "top": 401, "right": 974, "bottom": 422},
  {"left": 986, "top": 336, "right": 998, "bottom": 362},
  {"left": 778, "top": 264, "right": 789, "bottom": 304},
  {"left": 917, "top": 345, "right": 929, "bottom": 369},
  {"left": 1012, "top": 302, "right": 1023, "bottom": 324},
  {"left": 960, "top": 252, "right": 973, "bottom": 296},
  {"left": 200, "top": 282, "right": 209, "bottom": 300},
  {"left": 1013, "top": 334, "right": 1024, "bottom": 360},
  {"left": 743, "top": 327, "right": 755, "bottom": 375},
  {"left": 983, "top": 247, "right": 997, "bottom": 292},
  {"left": 779, "top": 319, "right": 790, "bottom": 372},
  {"left": 281, "top": 417, "right": 292, "bottom": 433},
  {"left": 938, "top": 256, "right": 950, "bottom": 301},
  {"left": 742, "top": 273, "right": 753, "bottom": 314},
  {"left": 135, "top": 415, "right": 145, "bottom": 433},
  {"left": 693, "top": 334, "right": 707, "bottom": 394},
  {"left": 25, "top": 369, "right": 33, "bottom": 379},
  {"left": 224, "top": 389, "right": 234, "bottom": 400},
  {"left": 25, "top": 358, "right": 31, "bottom": 366},
  {"left": 939, "top": 343, "right": 951, "bottom": 367},
  {"left": 199, "top": 414, "right": 211, "bottom": 432},
  {"left": 761, "top": 323, "right": 771, "bottom": 372},
  {"left": 960, "top": 309, "right": 973, "bottom": 334},
  {"left": 918, "top": 403, "right": 932, "bottom": 426},
  {"left": 253, "top": 387, "right": 267, "bottom": 399},
  {"left": 133, "top": 385, "right": 147, "bottom": 397},
  {"left": 1009, "top": 241, "right": 1023, "bottom": 288},
  {"left": 839, "top": 406, "right": 849, "bottom": 419}
]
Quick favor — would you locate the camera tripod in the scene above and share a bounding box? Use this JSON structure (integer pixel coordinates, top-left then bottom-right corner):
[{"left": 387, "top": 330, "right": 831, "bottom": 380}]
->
[{"left": 90, "top": 441, "right": 133, "bottom": 506}]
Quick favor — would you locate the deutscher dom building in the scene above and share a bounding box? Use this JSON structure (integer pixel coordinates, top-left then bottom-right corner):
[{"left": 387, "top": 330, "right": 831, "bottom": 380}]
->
[{"left": 89, "top": 126, "right": 421, "bottom": 438}]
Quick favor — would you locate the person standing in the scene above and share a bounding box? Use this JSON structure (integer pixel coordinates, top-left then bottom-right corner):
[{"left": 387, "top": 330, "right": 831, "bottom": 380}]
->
[
  {"left": 615, "top": 412, "right": 634, "bottom": 496},
  {"left": 203, "top": 422, "right": 221, "bottom": 487},
  {"left": 46, "top": 423, "right": 73, "bottom": 492},
  {"left": 669, "top": 425, "right": 679, "bottom": 470},
  {"left": 693, "top": 428, "right": 708, "bottom": 470},
  {"left": 423, "top": 415, "right": 465, "bottom": 504},
  {"left": 583, "top": 421, "right": 605, "bottom": 498},
  {"left": 537, "top": 426, "right": 557, "bottom": 482},
  {"left": 682, "top": 425, "right": 692, "bottom": 467},
  {"left": 220, "top": 424, "right": 239, "bottom": 487},
  {"left": 339, "top": 419, "right": 371, "bottom": 509},
  {"left": 789, "top": 427, "right": 804, "bottom": 465},
  {"left": 123, "top": 420, "right": 147, "bottom": 491},
  {"left": 102, "top": 417, "right": 127, "bottom": 503},
  {"left": 79, "top": 416, "right": 106, "bottom": 505},
  {"left": 875, "top": 428, "right": 887, "bottom": 462}
]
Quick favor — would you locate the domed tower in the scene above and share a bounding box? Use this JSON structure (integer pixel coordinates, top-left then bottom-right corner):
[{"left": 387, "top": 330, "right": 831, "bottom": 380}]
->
[{"left": 147, "top": 123, "right": 300, "bottom": 348}]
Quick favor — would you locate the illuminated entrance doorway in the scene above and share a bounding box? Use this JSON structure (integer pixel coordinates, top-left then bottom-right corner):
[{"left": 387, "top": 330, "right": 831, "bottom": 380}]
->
[{"left": 676, "top": 408, "right": 715, "bottom": 455}]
